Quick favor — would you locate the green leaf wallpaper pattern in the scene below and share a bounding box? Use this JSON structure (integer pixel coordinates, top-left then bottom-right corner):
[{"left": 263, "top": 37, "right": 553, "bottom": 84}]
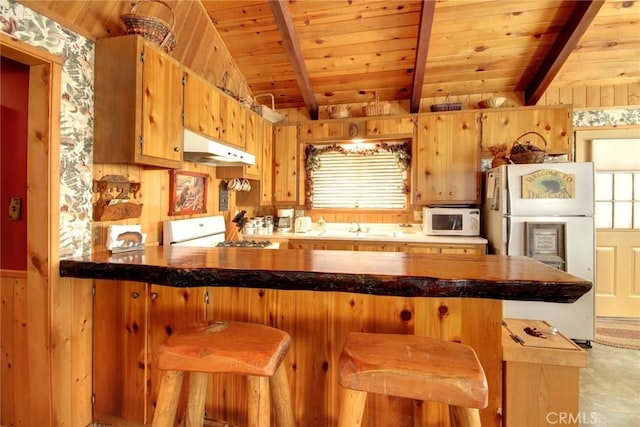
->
[{"left": 1, "top": 0, "right": 95, "bottom": 258}]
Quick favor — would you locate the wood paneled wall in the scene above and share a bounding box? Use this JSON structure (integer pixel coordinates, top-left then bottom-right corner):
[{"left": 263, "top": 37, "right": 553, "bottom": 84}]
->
[{"left": 540, "top": 82, "right": 640, "bottom": 109}]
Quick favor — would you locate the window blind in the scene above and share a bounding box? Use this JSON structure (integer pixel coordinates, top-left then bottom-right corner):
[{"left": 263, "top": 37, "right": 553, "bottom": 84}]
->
[{"left": 311, "top": 150, "right": 406, "bottom": 209}]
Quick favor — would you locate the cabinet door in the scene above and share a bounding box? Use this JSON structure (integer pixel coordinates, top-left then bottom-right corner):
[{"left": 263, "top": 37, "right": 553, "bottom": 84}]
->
[
  {"left": 273, "top": 125, "right": 298, "bottom": 204},
  {"left": 94, "top": 35, "right": 182, "bottom": 168},
  {"left": 480, "top": 106, "right": 572, "bottom": 155},
  {"left": 261, "top": 121, "right": 274, "bottom": 205},
  {"left": 219, "top": 95, "right": 246, "bottom": 148},
  {"left": 183, "top": 70, "right": 221, "bottom": 139},
  {"left": 93, "top": 280, "right": 147, "bottom": 423},
  {"left": 243, "top": 111, "right": 263, "bottom": 179},
  {"left": 365, "top": 116, "right": 415, "bottom": 136},
  {"left": 414, "top": 112, "right": 480, "bottom": 204},
  {"left": 299, "top": 121, "right": 345, "bottom": 141},
  {"left": 140, "top": 44, "right": 183, "bottom": 163}
]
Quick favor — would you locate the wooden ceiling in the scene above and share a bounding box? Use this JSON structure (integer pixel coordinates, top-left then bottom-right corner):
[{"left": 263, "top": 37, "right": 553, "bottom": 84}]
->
[{"left": 18, "top": 0, "right": 640, "bottom": 118}]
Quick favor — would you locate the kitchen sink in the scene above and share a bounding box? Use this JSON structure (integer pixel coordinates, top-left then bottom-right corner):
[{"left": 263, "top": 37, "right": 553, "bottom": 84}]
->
[{"left": 356, "top": 231, "right": 396, "bottom": 238}]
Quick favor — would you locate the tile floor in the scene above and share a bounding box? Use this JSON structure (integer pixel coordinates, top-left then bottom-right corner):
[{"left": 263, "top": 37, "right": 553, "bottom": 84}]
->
[{"left": 580, "top": 342, "right": 640, "bottom": 426}]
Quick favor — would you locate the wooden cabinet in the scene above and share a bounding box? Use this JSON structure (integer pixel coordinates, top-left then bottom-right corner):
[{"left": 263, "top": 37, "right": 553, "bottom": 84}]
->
[
  {"left": 217, "top": 109, "right": 263, "bottom": 180},
  {"left": 414, "top": 112, "right": 480, "bottom": 205},
  {"left": 406, "top": 243, "right": 485, "bottom": 254},
  {"left": 288, "top": 239, "right": 485, "bottom": 254},
  {"left": 364, "top": 116, "right": 415, "bottom": 136},
  {"left": 298, "top": 116, "right": 415, "bottom": 142},
  {"left": 236, "top": 117, "right": 275, "bottom": 206},
  {"left": 480, "top": 105, "right": 572, "bottom": 155},
  {"left": 93, "top": 279, "right": 207, "bottom": 424},
  {"left": 261, "top": 120, "right": 274, "bottom": 205},
  {"left": 183, "top": 69, "right": 221, "bottom": 141},
  {"left": 219, "top": 95, "right": 246, "bottom": 148},
  {"left": 298, "top": 121, "right": 346, "bottom": 141},
  {"left": 94, "top": 35, "right": 183, "bottom": 168},
  {"left": 184, "top": 69, "right": 246, "bottom": 149},
  {"left": 273, "top": 125, "right": 299, "bottom": 204}
]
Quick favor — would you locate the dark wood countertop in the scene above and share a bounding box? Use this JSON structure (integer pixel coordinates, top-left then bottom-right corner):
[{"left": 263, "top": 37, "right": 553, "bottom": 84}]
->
[{"left": 59, "top": 246, "right": 591, "bottom": 303}]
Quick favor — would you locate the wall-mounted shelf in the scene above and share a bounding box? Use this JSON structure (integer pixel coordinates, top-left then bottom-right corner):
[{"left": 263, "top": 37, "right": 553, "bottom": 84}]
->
[{"left": 92, "top": 175, "right": 143, "bottom": 221}]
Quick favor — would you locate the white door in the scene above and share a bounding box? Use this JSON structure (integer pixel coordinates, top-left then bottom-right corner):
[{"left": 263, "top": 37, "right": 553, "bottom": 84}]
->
[{"left": 577, "top": 133, "right": 640, "bottom": 318}]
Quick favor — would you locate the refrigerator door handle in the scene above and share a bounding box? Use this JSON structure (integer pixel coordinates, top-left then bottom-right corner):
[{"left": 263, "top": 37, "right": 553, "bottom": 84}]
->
[{"left": 505, "top": 218, "right": 511, "bottom": 255}]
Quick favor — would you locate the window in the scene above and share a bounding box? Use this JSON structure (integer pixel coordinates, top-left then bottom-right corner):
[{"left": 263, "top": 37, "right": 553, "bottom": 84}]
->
[
  {"left": 595, "top": 172, "right": 640, "bottom": 229},
  {"left": 305, "top": 142, "right": 410, "bottom": 209},
  {"left": 592, "top": 138, "right": 640, "bottom": 230}
]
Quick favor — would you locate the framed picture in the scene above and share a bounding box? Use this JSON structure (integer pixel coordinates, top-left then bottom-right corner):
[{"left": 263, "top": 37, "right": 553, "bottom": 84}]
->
[
  {"left": 525, "top": 222, "right": 566, "bottom": 271},
  {"left": 169, "top": 170, "right": 208, "bottom": 216}
]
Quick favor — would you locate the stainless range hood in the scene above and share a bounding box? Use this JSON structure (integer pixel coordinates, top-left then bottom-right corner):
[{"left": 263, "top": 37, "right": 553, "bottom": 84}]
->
[{"left": 183, "top": 129, "right": 255, "bottom": 166}]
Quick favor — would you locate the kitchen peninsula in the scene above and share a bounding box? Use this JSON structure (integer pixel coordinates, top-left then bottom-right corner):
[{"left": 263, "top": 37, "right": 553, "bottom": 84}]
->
[{"left": 60, "top": 247, "right": 591, "bottom": 427}]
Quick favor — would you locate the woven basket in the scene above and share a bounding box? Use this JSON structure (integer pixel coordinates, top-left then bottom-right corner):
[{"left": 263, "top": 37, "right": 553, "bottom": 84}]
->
[
  {"left": 121, "top": 0, "right": 177, "bottom": 53},
  {"left": 252, "top": 93, "right": 285, "bottom": 123},
  {"left": 509, "top": 131, "right": 548, "bottom": 164},
  {"left": 363, "top": 92, "right": 391, "bottom": 117},
  {"left": 328, "top": 105, "right": 350, "bottom": 119}
]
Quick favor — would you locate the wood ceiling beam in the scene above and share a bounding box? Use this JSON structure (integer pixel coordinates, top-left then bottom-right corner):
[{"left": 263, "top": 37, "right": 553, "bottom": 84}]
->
[
  {"left": 410, "top": 0, "right": 436, "bottom": 113},
  {"left": 524, "top": 0, "right": 605, "bottom": 105},
  {"left": 269, "top": 0, "right": 319, "bottom": 120}
]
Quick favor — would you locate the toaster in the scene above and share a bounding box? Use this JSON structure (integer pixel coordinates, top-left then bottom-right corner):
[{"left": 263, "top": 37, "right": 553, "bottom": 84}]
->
[{"left": 294, "top": 216, "right": 313, "bottom": 233}]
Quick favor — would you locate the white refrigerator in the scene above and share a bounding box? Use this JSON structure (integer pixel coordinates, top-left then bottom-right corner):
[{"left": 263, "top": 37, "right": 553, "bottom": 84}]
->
[{"left": 482, "top": 162, "right": 595, "bottom": 343}]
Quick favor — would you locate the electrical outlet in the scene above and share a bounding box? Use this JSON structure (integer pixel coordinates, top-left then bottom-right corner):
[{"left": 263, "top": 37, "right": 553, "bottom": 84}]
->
[
  {"left": 92, "top": 225, "right": 102, "bottom": 245},
  {"left": 413, "top": 210, "right": 423, "bottom": 222}
]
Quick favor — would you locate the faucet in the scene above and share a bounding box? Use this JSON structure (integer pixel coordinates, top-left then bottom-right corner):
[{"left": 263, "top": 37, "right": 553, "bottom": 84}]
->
[{"left": 350, "top": 221, "right": 361, "bottom": 233}]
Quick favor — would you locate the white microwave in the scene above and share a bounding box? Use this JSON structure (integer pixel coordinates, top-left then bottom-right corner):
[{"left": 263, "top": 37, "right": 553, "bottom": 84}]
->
[{"left": 423, "top": 207, "right": 480, "bottom": 236}]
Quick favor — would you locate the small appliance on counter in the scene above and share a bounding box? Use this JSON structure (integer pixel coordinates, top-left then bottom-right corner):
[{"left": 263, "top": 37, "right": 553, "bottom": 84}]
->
[
  {"left": 294, "top": 216, "right": 313, "bottom": 233},
  {"left": 422, "top": 206, "right": 480, "bottom": 236},
  {"left": 275, "top": 208, "right": 294, "bottom": 232}
]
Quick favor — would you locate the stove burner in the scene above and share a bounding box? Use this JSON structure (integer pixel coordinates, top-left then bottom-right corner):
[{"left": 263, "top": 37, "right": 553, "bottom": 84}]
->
[{"left": 216, "top": 240, "right": 273, "bottom": 248}]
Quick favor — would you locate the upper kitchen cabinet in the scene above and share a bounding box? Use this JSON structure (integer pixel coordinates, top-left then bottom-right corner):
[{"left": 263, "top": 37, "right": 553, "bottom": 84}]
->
[
  {"left": 219, "top": 95, "right": 246, "bottom": 149},
  {"left": 94, "top": 35, "right": 183, "bottom": 168},
  {"left": 273, "top": 125, "right": 298, "bottom": 204},
  {"left": 414, "top": 112, "right": 481, "bottom": 205},
  {"left": 183, "top": 69, "right": 246, "bottom": 149},
  {"left": 297, "top": 116, "right": 415, "bottom": 142},
  {"left": 298, "top": 120, "right": 345, "bottom": 141},
  {"left": 364, "top": 116, "right": 415, "bottom": 136},
  {"left": 183, "top": 69, "right": 220, "bottom": 140},
  {"left": 480, "top": 105, "right": 572, "bottom": 156},
  {"left": 260, "top": 120, "right": 274, "bottom": 205},
  {"left": 217, "top": 109, "right": 263, "bottom": 180}
]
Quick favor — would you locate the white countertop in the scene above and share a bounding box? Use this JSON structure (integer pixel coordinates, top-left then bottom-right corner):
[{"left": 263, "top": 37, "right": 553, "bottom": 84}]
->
[{"left": 246, "top": 222, "right": 488, "bottom": 245}]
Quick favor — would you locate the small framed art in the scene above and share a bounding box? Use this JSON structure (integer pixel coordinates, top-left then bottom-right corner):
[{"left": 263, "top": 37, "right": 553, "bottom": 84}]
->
[
  {"left": 169, "top": 170, "right": 208, "bottom": 216},
  {"left": 525, "top": 222, "right": 566, "bottom": 271}
]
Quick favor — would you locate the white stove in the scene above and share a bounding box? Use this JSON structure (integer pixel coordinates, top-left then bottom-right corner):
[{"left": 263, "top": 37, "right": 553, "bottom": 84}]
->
[
  {"left": 163, "top": 216, "right": 227, "bottom": 247},
  {"left": 163, "top": 216, "right": 279, "bottom": 248}
]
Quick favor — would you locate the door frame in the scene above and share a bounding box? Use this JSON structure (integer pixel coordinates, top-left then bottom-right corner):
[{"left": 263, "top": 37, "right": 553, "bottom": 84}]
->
[{"left": 0, "top": 33, "right": 91, "bottom": 425}]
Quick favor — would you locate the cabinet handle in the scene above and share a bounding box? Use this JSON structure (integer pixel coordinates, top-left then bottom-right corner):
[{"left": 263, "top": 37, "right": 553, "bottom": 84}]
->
[
  {"left": 449, "top": 192, "right": 454, "bottom": 196},
  {"left": 151, "top": 292, "right": 158, "bottom": 300},
  {"left": 173, "top": 146, "right": 180, "bottom": 152},
  {"left": 131, "top": 292, "right": 140, "bottom": 299}
]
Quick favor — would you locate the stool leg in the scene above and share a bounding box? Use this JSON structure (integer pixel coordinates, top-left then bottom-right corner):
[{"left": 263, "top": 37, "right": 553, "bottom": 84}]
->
[
  {"left": 338, "top": 388, "right": 367, "bottom": 427},
  {"left": 186, "top": 372, "right": 208, "bottom": 427},
  {"left": 152, "top": 370, "right": 184, "bottom": 427},
  {"left": 248, "top": 375, "right": 270, "bottom": 427},
  {"left": 449, "top": 406, "right": 482, "bottom": 427},
  {"left": 269, "top": 363, "right": 295, "bottom": 427}
]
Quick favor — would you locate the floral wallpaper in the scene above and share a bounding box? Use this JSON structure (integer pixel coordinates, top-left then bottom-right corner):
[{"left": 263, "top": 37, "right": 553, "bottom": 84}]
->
[
  {"left": 574, "top": 108, "right": 640, "bottom": 128},
  {"left": 1, "top": 0, "right": 94, "bottom": 258}
]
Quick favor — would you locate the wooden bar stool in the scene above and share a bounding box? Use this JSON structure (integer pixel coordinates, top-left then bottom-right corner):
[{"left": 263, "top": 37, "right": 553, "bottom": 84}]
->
[
  {"left": 338, "top": 332, "right": 488, "bottom": 427},
  {"left": 152, "top": 320, "right": 295, "bottom": 427}
]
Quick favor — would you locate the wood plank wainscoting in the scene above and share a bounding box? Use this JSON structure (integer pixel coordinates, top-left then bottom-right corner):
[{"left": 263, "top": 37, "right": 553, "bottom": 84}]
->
[{"left": 92, "top": 280, "right": 503, "bottom": 427}]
